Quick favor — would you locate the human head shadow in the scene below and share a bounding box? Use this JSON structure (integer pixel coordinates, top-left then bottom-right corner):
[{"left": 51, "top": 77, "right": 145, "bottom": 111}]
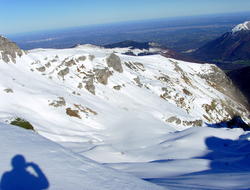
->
[{"left": 0, "top": 155, "right": 49, "bottom": 190}]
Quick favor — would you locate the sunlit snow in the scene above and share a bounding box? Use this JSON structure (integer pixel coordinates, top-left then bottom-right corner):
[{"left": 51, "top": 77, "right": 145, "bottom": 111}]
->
[{"left": 1, "top": 45, "right": 250, "bottom": 189}]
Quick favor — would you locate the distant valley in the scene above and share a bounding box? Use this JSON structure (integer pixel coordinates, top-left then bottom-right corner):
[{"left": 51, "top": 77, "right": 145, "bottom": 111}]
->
[{"left": 6, "top": 12, "right": 250, "bottom": 52}]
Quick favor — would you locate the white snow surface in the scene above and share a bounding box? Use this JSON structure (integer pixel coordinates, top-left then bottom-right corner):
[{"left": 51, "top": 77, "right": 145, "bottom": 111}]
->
[
  {"left": 0, "top": 122, "right": 163, "bottom": 190},
  {"left": 232, "top": 21, "right": 250, "bottom": 34},
  {"left": 1, "top": 45, "right": 250, "bottom": 189}
]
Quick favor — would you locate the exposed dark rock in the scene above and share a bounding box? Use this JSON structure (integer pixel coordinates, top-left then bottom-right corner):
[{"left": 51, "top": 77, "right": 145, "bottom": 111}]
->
[
  {"left": 4, "top": 88, "right": 13, "bottom": 93},
  {"left": 49, "top": 97, "right": 66, "bottom": 107},
  {"left": 183, "top": 120, "right": 203, "bottom": 127},
  {"left": 76, "top": 56, "right": 86, "bottom": 62},
  {"left": 113, "top": 85, "right": 122, "bottom": 90},
  {"left": 66, "top": 107, "right": 81, "bottom": 119},
  {"left": 133, "top": 76, "right": 142, "bottom": 87},
  {"left": 166, "top": 116, "right": 181, "bottom": 125},
  {"left": 199, "top": 65, "right": 248, "bottom": 106},
  {"left": 94, "top": 68, "right": 112, "bottom": 85},
  {"left": 0, "top": 35, "right": 23, "bottom": 63},
  {"left": 88, "top": 55, "right": 95, "bottom": 61},
  {"left": 36, "top": 66, "right": 46, "bottom": 72},
  {"left": 166, "top": 116, "right": 203, "bottom": 127},
  {"left": 124, "top": 61, "right": 145, "bottom": 72},
  {"left": 106, "top": 53, "right": 123, "bottom": 73},
  {"left": 183, "top": 89, "right": 192, "bottom": 96},
  {"left": 160, "top": 87, "right": 171, "bottom": 99},
  {"left": 45, "top": 62, "right": 51, "bottom": 68},
  {"left": 78, "top": 82, "right": 83, "bottom": 89},
  {"left": 124, "top": 62, "right": 137, "bottom": 71},
  {"left": 58, "top": 67, "right": 70, "bottom": 78},
  {"left": 63, "top": 59, "right": 76, "bottom": 67},
  {"left": 158, "top": 76, "right": 170, "bottom": 83},
  {"left": 227, "top": 66, "right": 250, "bottom": 104},
  {"left": 84, "top": 77, "right": 95, "bottom": 95}
]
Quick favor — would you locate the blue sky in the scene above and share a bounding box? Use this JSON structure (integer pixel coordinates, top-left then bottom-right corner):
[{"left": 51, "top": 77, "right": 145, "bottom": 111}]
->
[{"left": 1, "top": 0, "right": 250, "bottom": 35}]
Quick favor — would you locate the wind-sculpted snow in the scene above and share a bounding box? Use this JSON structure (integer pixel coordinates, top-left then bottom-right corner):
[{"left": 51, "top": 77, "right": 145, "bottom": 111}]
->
[{"left": 1, "top": 40, "right": 250, "bottom": 189}]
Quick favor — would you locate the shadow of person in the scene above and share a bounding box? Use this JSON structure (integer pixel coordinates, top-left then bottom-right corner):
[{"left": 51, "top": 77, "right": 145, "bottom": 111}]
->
[
  {"left": 198, "top": 136, "right": 250, "bottom": 172},
  {"left": 0, "top": 155, "right": 49, "bottom": 190}
]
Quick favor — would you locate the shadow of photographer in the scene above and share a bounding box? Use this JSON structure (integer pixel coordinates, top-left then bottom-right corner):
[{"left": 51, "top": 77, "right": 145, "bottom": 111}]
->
[{"left": 0, "top": 155, "right": 49, "bottom": 190}]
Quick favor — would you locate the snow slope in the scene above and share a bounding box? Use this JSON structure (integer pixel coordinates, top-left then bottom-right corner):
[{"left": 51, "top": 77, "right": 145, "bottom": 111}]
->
[
  {"left": 0, "top": 122, "right": 164, "bottom": 189},
  {"left": 1, "top": 42, "right": 250, "bottom": 189}
]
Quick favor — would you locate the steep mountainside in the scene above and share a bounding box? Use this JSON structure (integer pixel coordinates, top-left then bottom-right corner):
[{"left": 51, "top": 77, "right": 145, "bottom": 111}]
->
[
  {"left": 227, "top": 66, "right": 250, "bottom": 104},
  {"left": 0, "top": 35, "right": 24, "bottom": 63},
  {"left": 191, "top": 21, "right": 250, "bottom": 69},
  {"left": 1, "top": 36, "right": 250, "bottom": 189}
]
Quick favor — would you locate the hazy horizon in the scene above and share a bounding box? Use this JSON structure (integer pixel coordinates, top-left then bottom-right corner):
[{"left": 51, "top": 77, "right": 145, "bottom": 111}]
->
[{"left": 2, "top": 0, "right": 250, "bottom": 35}]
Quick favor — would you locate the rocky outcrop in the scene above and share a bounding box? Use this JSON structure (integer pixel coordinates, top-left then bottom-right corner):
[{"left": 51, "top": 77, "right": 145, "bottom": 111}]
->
[
  {"left": 36, "top": 66, "right": 46, "bottom": 72},
  {"left": 84, "top": 77, "right": 95, "bottom": 95},
  {"left": 227, "top": 66, "right": 250, "bottom": 104},
  {"left": 113, "top": 85, "right": 122, "bottom": 90},
  {"left": 58, "top": 67, "right": 70, "bottom": 78},
  {"left": 0, "top": 35, "right": 23, "bottom": 63},
  {"left": 166, "top": 116, "right": 203, "bottom": 127},
  {"left": 106, "top": 53, "right": 123, "bottom": 73},
  {"left": 199, "top": 65, "right": 248, "bottom": 106},
  {"left": 94, "top": 68, "right": 112, "bottom": 85},
  {"left": 49, "top": 97, "right": 66, "bottom": 107}
]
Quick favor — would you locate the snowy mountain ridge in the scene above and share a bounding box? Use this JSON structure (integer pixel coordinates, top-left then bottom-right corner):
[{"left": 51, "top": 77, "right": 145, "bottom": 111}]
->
[
  {"left": 232, "top": 21, "right": 250, "bottom": 34},
  {"left": 1, "top": 36, "right": 250, "bottom": 189}
]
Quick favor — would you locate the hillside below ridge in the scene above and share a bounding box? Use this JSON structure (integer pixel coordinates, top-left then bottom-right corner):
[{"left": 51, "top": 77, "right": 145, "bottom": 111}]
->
[
  {"left": 0, "top": 37, "right": 249, "bottom": 133},
  {"left": 1, "top": 36, "right": 250, "bottom": 189}
]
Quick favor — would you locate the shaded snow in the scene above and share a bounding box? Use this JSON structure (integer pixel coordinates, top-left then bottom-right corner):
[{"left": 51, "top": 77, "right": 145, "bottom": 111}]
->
[{"left": 0, "top": 122, "right": 164, "bottom": 189}]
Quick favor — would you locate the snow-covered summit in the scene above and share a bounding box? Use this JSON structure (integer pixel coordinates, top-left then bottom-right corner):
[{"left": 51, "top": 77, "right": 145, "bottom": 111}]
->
[{"left": 232, "top": 21, "right": 250, "bottom": 34}]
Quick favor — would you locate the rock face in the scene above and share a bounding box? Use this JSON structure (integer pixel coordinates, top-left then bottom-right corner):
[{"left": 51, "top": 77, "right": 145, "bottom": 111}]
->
[
  {"left": 227, "top": 66, "right": 250, "bottom": 104},
  {"left": 0, "top": 35, "right": 23, "bottom": 63},
  {"left": 106, "top": 53, "right": 123, "bottom": 73},
  {"left": 93, "top": 68, "right": 112, "bottom": 85},
  {"left": 199, "top": 65, "right": 248, "bottom": 104}
]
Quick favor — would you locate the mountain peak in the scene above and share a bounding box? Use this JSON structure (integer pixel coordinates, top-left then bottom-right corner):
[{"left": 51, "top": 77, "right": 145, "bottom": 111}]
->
[
  {"left": 232, "top": 21, "right": 250, "bottom": 34},
  {"left": 0, "top": 35, "right": 24, "bottom": 63}
]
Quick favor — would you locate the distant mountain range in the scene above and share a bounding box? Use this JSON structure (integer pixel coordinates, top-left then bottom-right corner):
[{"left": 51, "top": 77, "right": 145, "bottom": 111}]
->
[
  {"left": 190, "top": 21, "right": 250, "bottom": 69},
  {"left": 102, "top": 40, "right": 200, "bottom": 63}
]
